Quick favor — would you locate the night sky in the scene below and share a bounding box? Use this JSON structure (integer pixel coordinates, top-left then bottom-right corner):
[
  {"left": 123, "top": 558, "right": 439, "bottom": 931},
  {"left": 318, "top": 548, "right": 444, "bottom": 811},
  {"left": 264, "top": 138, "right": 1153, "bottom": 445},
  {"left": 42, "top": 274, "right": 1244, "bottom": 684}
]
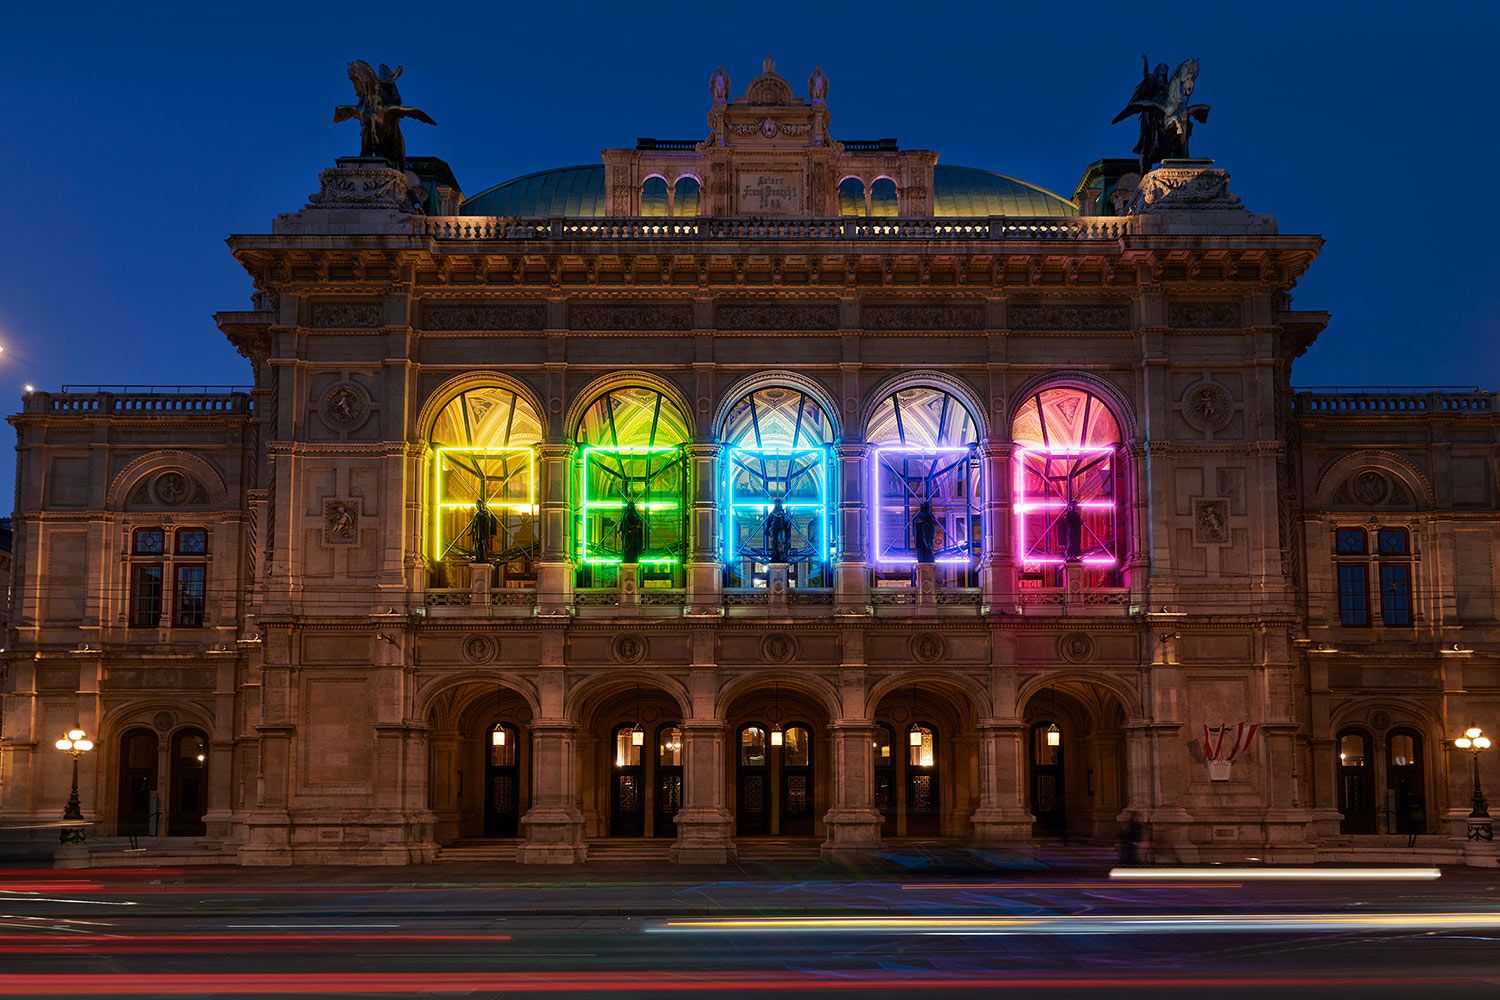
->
[{"left": 2, "top": 3, "right": 1495, "bottom": 511}]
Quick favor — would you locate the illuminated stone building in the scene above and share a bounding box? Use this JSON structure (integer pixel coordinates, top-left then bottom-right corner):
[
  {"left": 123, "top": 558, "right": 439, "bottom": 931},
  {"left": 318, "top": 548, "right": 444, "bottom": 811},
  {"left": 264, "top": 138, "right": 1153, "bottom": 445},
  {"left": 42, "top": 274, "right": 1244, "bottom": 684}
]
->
[{"left": 3, "top": 61, "right": 1497, "bottom": 866}]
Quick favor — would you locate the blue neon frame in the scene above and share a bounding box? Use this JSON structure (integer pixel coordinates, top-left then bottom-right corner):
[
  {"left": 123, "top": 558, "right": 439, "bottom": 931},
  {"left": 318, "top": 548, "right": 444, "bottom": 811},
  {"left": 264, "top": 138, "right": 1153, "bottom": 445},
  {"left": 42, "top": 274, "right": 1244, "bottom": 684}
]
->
[{"left": 722, "top": 445, "right": 834, "bottom": 566}]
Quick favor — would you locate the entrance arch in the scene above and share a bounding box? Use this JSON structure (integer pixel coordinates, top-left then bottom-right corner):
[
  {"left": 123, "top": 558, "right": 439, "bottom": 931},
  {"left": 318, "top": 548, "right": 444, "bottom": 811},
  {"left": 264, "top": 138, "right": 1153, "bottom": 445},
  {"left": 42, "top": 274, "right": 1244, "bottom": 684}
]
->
[
  {"left": 573, "top": 680, "right": 688, "bottom": 839},
  {"left": 724, "top": 683, "right": 830, "bottom": 838},
  {"left": 1020, "top": 680, "right": 1130, "bottom": 840},
  {"left": 425, "top": 681, "right": 535, "bottom": 843},
  {"left": 869, "top": 676, "right": 981, "bottom": 839}
]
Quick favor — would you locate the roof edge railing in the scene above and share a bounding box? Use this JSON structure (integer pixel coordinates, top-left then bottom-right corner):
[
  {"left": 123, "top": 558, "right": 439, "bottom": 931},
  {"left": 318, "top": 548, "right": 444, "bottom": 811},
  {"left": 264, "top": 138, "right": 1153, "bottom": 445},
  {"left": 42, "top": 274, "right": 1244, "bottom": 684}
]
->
[
  {"left": 1292, "top": 388, "right": 1495, "bottom": 414},
  {"left": 420, "top": 215, "right": 1126, "bottom": 242}
]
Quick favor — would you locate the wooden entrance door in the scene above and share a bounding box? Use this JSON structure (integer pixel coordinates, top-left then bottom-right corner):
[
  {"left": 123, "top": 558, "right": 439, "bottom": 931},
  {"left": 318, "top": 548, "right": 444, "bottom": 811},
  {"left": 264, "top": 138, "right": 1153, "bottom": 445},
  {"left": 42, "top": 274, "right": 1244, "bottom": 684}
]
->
[
  {"left": 905, "top": 724, "right": 940, "bottom": 836},
  {"left": 1029, "top": 722, "right": 1066, "bottom": 834},
  {"left": 610, "top": 725, "right": 645, "bottom": 836},
  {"left": 117, "top": 729, "right": 158, "bottom": 836},
  {"left": 779, "top": 725, "right": 814, "bottom": 836},
  {"left": 485, "top": 724, "right": 521, "bottom": 837},
  {"left": 1387, "top": 729, "right": 1425, "bottom": 835},
  {"left": 654, "top": 724, "right": 683, "bottom": 838},
  {"left": 167, "top": 730, "right": 208, "bottom": 836},
  {"left": 736, "top": 725, "right": 770, "bottom": 835}
]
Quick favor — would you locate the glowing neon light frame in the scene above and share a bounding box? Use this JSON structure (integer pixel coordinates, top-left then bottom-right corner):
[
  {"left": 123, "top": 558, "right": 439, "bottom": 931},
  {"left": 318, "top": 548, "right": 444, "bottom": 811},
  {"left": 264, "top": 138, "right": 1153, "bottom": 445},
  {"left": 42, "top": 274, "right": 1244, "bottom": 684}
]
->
[
  {"left": 722, "top": 446, "right": 833, "bottom": 565},
  {"left": 1012, "top": 445, "right": 1119, "bottom": 566},
  {"left": 430, "top": 445, "right": 538, "bottom": 561},
  {"left": 869, "top": 445, "right": 978, "bottom": 566},
  {"left": 575, "top": 444, "right": 686, "bottom": 566}
]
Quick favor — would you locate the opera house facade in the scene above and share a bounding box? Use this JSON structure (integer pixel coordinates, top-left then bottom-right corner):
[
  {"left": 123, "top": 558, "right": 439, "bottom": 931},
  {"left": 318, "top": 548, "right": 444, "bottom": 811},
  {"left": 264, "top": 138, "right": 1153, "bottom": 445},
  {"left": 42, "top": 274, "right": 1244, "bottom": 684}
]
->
[{"left": 3, "top": 61, "right": 1497, "bottom": 867}]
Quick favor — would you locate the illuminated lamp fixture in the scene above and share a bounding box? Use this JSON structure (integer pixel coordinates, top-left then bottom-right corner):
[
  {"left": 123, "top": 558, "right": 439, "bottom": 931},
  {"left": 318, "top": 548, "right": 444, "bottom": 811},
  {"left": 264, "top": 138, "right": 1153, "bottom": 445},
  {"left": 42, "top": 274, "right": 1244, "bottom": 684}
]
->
[
  {"left": 631, "top": 686, "right": 645, "bottom": 747},
  {"left": 770, "top": 684, "right": 784, "bottom": 747},
  {"left": 491, "top": 728, "right": 506, "bottom": 748},
  {"left": 908, "top": 683, "right": 923, "bottom": 747},
  {"left": 1453, "top": 725, "right": 1492, "bottom": 839},
  {"left": 1046, "top": 722, "right": 1062, "bottom": 748},
  {"left": 54, "top": 728, "right": 94, "bottom": 845}
]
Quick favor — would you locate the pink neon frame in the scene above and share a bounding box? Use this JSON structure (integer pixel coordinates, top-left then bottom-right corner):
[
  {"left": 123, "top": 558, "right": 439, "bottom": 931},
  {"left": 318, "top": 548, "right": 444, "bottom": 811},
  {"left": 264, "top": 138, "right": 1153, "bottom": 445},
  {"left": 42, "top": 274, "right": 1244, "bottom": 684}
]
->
[
  {"left": 1012, "top": 445, "right": 1119, "bottom": 567},
  {"left": 870, "top": 445, "right": 976, "bottom": 565}
]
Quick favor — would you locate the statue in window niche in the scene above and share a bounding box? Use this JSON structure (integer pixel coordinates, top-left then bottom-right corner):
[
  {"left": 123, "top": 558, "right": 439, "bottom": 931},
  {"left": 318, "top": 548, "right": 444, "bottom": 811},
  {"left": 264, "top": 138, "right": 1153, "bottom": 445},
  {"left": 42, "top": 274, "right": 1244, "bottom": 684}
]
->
[
  {"left": 764, "top": 498, "right": 793, "bottom": 563},
  {"left": 1061, "top": 500, "right": 1085, "bottom": 563},
  {"left": 466, "top": 497, "right": 500, "bottom": 564},
  {"left": 912, "top": 501, "right": 939, "bottom": 564},
  {"left": 619, "top": 498, "right": 645, "bottom": 564}
]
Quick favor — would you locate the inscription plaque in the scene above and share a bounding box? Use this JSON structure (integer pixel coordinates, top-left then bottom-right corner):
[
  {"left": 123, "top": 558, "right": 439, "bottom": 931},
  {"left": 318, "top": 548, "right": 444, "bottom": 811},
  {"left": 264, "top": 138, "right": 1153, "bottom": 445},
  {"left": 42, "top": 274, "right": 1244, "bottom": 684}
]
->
[{"left": 738, "top": 172, "right": 800, "bottom": 214}]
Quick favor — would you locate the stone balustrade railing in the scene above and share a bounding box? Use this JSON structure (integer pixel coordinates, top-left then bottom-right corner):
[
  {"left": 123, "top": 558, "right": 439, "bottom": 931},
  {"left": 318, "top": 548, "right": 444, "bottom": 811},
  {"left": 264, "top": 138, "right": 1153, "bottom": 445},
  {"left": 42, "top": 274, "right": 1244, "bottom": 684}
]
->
[
  {"left": 1293, "top": 390, "right": 1495, "bottom": 415},
  {"left": 419, "top": 215, "right": 1131, "bottom": 243},
  {"left": 33, "top": 391, "right": 255, "bottom": 417}
]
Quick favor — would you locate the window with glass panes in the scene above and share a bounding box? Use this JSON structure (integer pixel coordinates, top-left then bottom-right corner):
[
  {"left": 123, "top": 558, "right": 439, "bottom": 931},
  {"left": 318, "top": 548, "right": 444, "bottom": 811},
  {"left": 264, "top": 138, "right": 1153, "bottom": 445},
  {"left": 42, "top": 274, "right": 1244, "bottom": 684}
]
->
[
  {"left": 129, "top": 527, "right": 208, "bottom": 628},
  {"left": 1377, "top": 528, "right": 1413, "bottom": 626},
  {"left": 1335, "top": 528, "right": 1369, "bottom": 626},
  {"left": 1334, "top": 526, "right": 1415, "bottom": 627}
]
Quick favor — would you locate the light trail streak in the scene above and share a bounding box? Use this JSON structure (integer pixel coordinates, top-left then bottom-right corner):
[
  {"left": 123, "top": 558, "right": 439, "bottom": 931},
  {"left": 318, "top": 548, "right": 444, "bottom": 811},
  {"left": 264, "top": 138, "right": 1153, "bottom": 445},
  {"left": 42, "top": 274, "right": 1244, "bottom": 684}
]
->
[
  {"left": 898, "top": 881, "right": 1244, "bottom": 890},
  {"left": 1109, "top": 867, "right": 1442, "bottom": 881},
  {"left": 654, "top": 912, "right": 1500, "bottom": 935}
]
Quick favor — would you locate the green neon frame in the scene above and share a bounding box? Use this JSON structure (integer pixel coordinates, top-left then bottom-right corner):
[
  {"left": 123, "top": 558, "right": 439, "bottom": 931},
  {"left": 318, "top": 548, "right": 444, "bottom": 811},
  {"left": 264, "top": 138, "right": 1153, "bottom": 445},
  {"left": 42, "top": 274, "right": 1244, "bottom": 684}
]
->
[
  {"left": 575, "top": 444, "right": 687, "bottom": 566},
  {"left": 430, "top": 445, "right": 537, "bottom": 561}
]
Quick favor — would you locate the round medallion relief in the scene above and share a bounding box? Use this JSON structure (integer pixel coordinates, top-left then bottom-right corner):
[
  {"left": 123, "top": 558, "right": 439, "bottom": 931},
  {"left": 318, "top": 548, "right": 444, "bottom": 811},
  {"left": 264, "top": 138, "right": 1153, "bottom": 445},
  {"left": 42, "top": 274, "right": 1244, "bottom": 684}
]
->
[
  {"left": 1058, "top": 632, "right": 1095, "bottom": 664},
  {"left": 1351, "top": 470, "right": 1390, "bottom": 506},
  {"left": 320, "top": 381, "right": 371, "bottom": 431},
  {"left": 911, "top": 633, "right": 945, "bottom": 664},
  {"left": 154, "top": 471, "right": 190, "bottom": 506},
  {"left": 762, "top": 633, "right": 796, "bottom": 664},
  {"left": 1181, "top": 381, "right": 1234, "bottom": 433},
  {"left": 1367, "top": 709, "right": 1393, "bottom": 731},
  {"left": 461, "top": 634, "right": 497, "bottom": 665},
  {"left": 612, "top": 633, "right": 648, "bottom": 664},
  {"left": 152, "top": 711, "right": 177, "bottom": 733}
]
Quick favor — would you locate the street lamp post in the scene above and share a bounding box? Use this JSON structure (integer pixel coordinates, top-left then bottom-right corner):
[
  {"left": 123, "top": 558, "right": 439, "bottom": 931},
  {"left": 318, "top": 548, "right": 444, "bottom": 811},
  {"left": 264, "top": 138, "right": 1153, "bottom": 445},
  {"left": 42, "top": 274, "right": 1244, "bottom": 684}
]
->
[
  {"left": 1453, "top": 726, "right": 1492, "bottom": 842},
  {"left": 53, "top": 728, "right": 94, "bottom": 844}
]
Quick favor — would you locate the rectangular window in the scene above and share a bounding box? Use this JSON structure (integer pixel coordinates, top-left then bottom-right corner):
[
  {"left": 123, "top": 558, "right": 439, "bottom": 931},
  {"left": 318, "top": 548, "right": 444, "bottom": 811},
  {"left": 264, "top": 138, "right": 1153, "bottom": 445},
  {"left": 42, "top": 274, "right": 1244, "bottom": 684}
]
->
[
  {"left": 133, "top": 528, "right": 165, "bottom": 555},
  {"left": 1338, "top": 564, "right": 1369, "bottom": 626},
  {"left": 130, "top": 564, "right": 164, "bottom": 627},
  {"left": 176, "top": 529, "right": 208, "bottom": 555},
  {"left": 1335, "top": 528, "right": 1367, "bottom": 555},
  {"left": 1380, "top": 563, "right": 1412, "bottom": 626},
  {"left": 174, "top": 565, "right": 206, "bottom": 627}
]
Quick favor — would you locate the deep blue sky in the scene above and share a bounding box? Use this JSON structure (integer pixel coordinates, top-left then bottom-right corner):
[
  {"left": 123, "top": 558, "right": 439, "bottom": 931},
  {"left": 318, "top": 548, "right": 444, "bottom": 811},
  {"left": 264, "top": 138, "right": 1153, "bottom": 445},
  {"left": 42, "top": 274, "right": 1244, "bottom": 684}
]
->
[{"left": 2, "top": 2, "right": 1496, "bottom": 509}]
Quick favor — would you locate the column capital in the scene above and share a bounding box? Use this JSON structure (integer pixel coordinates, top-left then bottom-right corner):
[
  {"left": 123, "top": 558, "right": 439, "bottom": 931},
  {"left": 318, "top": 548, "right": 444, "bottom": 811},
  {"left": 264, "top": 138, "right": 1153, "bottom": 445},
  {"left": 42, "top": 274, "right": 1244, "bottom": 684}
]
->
[{"left": 537, "top": 441, "right": 574, "bottom": 460}]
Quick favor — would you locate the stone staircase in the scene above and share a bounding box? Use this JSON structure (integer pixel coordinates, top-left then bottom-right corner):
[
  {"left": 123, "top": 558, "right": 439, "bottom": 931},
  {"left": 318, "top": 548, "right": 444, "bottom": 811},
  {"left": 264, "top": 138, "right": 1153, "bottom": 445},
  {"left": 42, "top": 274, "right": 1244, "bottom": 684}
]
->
[
  {"left": 54, "top": 836, "right": 233, "bottom": 869},
  {"left": 733, "top": 837, "right": 824, "bottom": 863},
  {"left": 584, "top": 837, "right": 673, "bottom": 863},
  {"left": 434, "top": 839, "right": 520, "bottom": 864}
]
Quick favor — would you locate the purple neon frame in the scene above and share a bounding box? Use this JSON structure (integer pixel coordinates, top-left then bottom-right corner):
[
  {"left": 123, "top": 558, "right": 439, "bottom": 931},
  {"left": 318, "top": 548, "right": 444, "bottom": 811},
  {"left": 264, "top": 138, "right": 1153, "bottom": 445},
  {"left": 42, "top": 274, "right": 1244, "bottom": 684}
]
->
[{"left": 870, "top": 445, "right": 977, "bottom": 565}]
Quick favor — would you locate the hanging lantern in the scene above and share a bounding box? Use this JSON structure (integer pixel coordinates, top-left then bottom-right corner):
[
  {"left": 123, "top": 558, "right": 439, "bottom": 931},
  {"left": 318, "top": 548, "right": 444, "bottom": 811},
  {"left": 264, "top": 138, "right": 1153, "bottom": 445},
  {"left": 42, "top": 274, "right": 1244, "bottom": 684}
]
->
[
  {"left": 909, "top": 726, "right": 924, "bottom": 748},
  {"left": 631, "top": 722, "right": 645, "bottom": 747},
  {"left": 1046, "top": 722, "right": 1062, "bottom": 748},
  {"left": 491, "top": 728, "right": 506, "bottom": 747},
  {"left": 770, "top": 722, "right": 784, "bottom": 747}
]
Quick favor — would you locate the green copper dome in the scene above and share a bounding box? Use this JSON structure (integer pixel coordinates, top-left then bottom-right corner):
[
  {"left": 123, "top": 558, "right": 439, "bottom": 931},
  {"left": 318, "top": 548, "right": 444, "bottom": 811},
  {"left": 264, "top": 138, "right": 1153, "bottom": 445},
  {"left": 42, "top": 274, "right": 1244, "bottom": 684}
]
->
[{"left": 460, "top": 163, "right": 1076, "bottom": 218}]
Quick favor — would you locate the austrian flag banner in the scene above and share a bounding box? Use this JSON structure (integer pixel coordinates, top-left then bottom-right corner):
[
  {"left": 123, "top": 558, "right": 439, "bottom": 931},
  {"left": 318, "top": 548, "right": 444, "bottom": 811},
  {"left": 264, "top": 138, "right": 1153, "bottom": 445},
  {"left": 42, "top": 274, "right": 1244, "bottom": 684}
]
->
[{"left": 1202, "top": 722, "right": 1259, "bottom": 763}]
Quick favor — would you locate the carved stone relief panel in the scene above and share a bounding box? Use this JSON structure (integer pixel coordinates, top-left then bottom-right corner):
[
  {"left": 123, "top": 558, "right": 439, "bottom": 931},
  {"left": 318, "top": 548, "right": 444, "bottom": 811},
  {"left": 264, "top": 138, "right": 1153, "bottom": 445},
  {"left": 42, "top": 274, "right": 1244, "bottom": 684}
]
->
[
  {"left": 319, "top": 381, "right": 372, "bottom": 432},
  {"left": 421, "top": 303, "right": 547, "bottom": 331},
  {"left": 1168, "top": 301, "right": 1242, "bottom": 329},
  {"left": 861, "top": 303, "right": 984, "bottom": 331},
  {"left": 322, "top": 497, "right": 361, "bottom": 546},
  {"left": 761, "top": 633, "right": 797, "bottom": 664},
  {"left": 309, "top": 300, "right": 383, "bottom": 329},
  {"left": 1178, "top": 378, "right": 1237, "bottom": 435},
  {"left": 1008, "top": 303, "right": 1130, "bottom": 331},
  {"left": 569, "top": 302, "right": 693, "bottom": 331},
  {"left": 1192, "top": 497, "right": 1231, "bottom": 545},
  {"left": 715, "top": 302, "right": 838, "bottom": 331}
]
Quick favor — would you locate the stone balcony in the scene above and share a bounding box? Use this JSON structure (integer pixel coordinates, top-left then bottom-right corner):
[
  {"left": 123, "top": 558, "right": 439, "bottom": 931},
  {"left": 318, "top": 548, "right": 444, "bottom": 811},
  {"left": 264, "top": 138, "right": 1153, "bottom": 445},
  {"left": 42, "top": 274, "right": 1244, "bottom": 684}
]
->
[
  {"left": 1293, "top": 388, "right": 1495, "bottom": 415},
  {"left": 25, "top": 387, "right": 255, "bottom": 417}
]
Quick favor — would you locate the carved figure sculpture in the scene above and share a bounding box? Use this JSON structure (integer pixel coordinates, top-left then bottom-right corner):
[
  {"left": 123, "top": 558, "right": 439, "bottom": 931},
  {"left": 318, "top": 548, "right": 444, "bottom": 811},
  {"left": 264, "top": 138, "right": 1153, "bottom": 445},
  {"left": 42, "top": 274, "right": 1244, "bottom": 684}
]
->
[
  {"left": 1061, "top": 500, "right": 1085, "bottom": 563},
  {"left": 467, "top": 497, "right": 500, "bottom": 564},
  {"left": 333, "top": 60, "right": 436, "bottom": 166},
  {"left": 710, "top": 65, "right": 731, "bottom": 104},
  {"left": 326, "top": 500, "right": 357, "bottom": 542},
  {"left": 619, "top": 498, "right": 645, "bottom": 564},
  {"left": 808, "top": 66, "right": 828, "bottom": 105},
  {"left": 764, "top": 498, "right": 793, "bottom": 563},
  {"left": 912, "top": 501, "right": 939, "bottom": 564},
  {"left": 1112, "top": 56, "right": 1211, "bottom": 175}
]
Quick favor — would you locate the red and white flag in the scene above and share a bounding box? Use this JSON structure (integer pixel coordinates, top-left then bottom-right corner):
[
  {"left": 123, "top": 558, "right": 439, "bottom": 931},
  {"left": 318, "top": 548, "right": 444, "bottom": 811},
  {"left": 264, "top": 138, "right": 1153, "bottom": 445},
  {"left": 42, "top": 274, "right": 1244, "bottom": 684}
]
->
[{"left": 1202, "top": 722, "right": 1259, "bottom": 762}]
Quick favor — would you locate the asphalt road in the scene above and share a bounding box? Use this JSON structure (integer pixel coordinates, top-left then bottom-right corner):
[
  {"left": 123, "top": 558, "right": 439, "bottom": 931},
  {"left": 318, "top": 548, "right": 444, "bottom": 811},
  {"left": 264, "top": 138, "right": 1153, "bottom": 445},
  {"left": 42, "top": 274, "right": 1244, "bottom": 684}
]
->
[{"left": 1, "top": 861, "right": 1498, "bottom": 998}]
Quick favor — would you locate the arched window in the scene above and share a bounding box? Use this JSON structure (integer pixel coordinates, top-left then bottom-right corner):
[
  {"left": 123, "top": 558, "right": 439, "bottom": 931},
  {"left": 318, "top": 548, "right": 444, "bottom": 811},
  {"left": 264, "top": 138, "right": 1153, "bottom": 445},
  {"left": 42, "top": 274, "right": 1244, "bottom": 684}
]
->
[
  {"left": 672, "top": 177, "right": 701, "bottom": 216},
  {"left": 1012, "top": 385, "right": 1126, "bottom": 588},
  {"left": 720, "top": 385, "right": 835, "bottom": 588},
  {"left": 869, "top": 178, "right": 898, "bottom": 218},
  {"left": 641, "top": 176, "right": 669, "bottom": 217},
  {"left": 429, "top": 385, "right": 543, "bottom": 589},
  {"left": 866, "top": 384, "right": 981, "bottom": 588},
  {"left": 574, "top": 385, "right": 691, "bottom": 589},
  {"left": 837, "top": 177, "right": 865, "bottom": 216}
]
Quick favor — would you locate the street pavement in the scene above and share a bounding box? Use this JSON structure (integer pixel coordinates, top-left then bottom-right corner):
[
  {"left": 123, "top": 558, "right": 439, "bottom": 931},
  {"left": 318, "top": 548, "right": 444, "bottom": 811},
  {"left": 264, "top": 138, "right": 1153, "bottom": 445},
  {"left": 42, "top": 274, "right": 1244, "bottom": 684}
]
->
[{"left": 1, "top": 853, "right": 1498, "bottom": 998}]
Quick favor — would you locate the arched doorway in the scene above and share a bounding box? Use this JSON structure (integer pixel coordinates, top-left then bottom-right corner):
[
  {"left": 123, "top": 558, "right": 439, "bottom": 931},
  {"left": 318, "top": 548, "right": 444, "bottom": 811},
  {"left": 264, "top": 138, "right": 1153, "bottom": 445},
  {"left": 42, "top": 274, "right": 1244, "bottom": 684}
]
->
[
  {"left": 425, "top": 682, "right": 534, "bottom": 843},
  {"left": 1387, "top": 728, "right": 1425, "bottom": 836},
  {"left": 167, "top": 730, "right": 208, "bottom": 836},
  {"left": 1337, "top": 728, "right": 1375, "bottom": 834},
  {"left": 726, "top": 685, "right": 829, "bottom": 838},
  {"left": 1021, "top": 681, "right": 1130, "bottom": 840},
  {"left": 871, "top": 679, "right": 979, "bottom": 839},
  {"left": 576, "top": 682, "right": 686, "bottom": 839},
  {"left": 117, "top": 728, "right": 158, "bottom": 836}
]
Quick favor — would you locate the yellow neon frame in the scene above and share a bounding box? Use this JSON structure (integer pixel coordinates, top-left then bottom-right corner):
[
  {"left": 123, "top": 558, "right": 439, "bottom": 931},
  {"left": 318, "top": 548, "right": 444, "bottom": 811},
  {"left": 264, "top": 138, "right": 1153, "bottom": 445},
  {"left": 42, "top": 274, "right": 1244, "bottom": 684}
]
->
[{"left": 430, "top": 445, "right": 538, "bottom": 561}]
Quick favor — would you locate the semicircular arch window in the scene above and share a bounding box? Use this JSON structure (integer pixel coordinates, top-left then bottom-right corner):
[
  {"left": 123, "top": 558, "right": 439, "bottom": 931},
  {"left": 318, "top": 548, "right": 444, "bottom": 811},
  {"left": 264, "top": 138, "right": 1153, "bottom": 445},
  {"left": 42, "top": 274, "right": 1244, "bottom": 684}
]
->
[
  {"left": 428, "top": 386, "right": 544, "bottom": 589},
  {"left": 1011, "top": 385, "right": 1126, "bottom": 588},
  {"left": 574, "top": 385, "right": 692, "bottom": 588},
  {"left": 866, "top": 385, "right": 981, "bottom": 588},
  {"left": 720, "top": 386, "right": 835, "bottom": 588}
]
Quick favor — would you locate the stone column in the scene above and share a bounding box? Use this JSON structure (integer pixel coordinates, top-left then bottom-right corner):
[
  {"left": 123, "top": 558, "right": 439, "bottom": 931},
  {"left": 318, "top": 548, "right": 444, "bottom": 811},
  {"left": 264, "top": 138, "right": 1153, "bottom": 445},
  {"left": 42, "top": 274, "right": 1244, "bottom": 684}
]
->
[
  {"left": 977, "top": 441, "right": 1015, "bottom": 610},
  {"left": 685, "top": 441, "right": 723, "bottom": 614},
  {"left": 535, "top": 441, "right": 574, "bottom": 616},
  {"left": 821, "top": 720, "right": 883, "bottom": 855},
  {"left": 518, "top": 722, "right": 587, "bottom": 863},
  {"left": 671, "top": 720, "right": 736, "bottom": 863},
  {"left": 834, "top": 441, "right": 871, "bottom": 614},
  {"left": 970, "top": 721, "right": 1032, "bottom": 844}
]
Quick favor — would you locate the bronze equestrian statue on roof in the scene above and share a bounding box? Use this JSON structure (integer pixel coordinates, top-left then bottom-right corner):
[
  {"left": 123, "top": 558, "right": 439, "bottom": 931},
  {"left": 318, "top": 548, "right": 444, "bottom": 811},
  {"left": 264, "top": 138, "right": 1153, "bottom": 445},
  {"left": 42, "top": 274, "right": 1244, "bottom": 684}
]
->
[
  {"left": 334, "top": 60, "right": 436, "bottom": 167},
  {"left": 1112, "top": 56, "right": 1211, "bottom": 175}
]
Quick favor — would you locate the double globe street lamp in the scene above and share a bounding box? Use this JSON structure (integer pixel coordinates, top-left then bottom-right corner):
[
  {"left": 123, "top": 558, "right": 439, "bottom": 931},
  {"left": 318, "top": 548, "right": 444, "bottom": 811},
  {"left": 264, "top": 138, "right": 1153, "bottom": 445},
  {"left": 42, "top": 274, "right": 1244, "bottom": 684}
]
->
[
  {"left": 1454, "top": 726, "right": 1492, "bottom": 842},
  {"left": 54, "top": 728, "right": 94, "bottom": 844}
]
